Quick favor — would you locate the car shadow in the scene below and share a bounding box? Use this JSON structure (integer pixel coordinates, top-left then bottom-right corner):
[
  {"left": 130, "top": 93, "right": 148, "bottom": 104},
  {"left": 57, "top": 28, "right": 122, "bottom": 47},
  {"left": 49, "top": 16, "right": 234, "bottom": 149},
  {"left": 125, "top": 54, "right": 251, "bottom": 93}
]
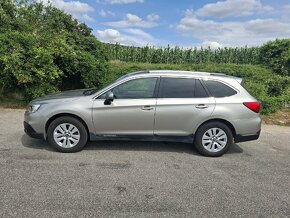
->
[
  {"left": 21, "top": 134, "right": 55, "bottom": 152},
  {"left": 21, "top": 134, "right": 243, "bottom": 155},
  {"left": 227, "top": 142, "right": 243, "bottom": 154}
]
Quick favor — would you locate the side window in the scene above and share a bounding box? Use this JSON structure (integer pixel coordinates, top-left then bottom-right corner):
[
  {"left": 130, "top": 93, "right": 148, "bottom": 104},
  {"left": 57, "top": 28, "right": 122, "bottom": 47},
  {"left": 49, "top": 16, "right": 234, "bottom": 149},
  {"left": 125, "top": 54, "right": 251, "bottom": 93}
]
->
[
  {"left": 195, "top": 80, "right": 209, "bottom": 98},
  {"left": 99, "top": 77, "right": 157, "bottom": 99},
  {"left": 159, "top": 78, "right": 195, "bottom": 98},
  {"left": 203, "top": 80, "right": 237, "bottom": 97}
]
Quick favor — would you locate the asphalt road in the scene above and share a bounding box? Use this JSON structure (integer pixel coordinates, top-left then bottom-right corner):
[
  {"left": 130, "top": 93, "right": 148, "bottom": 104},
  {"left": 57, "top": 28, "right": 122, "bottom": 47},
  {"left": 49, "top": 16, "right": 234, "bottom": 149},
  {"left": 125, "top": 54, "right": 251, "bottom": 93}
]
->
[{"left": 0, "top": 109, "right": 289, "bottom": 217}]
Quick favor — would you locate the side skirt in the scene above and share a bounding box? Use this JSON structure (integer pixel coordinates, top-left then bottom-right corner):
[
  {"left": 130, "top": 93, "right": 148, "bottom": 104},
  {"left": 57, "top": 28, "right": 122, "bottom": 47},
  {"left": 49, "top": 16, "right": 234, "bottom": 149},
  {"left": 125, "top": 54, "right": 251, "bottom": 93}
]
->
[{"left": 89, "top": 133, "right": 194, "bottom": 144}]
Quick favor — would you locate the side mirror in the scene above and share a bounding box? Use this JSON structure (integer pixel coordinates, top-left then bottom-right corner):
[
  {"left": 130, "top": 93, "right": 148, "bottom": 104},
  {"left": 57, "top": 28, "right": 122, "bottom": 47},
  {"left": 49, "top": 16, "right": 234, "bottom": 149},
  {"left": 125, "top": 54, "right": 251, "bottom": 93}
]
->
[{"left": 104, "top": 91, "right": 114, "bottom": 105}]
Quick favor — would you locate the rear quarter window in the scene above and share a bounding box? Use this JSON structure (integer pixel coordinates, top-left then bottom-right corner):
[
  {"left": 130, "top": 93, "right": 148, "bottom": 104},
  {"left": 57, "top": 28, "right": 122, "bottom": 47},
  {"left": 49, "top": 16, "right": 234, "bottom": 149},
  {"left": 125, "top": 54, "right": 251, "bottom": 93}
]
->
[
  {"left": 203, "top": 80, "right": 237, "bottom": 97},
  {"left": 195, "top": 79, "right": 208, "bottom": 98}
]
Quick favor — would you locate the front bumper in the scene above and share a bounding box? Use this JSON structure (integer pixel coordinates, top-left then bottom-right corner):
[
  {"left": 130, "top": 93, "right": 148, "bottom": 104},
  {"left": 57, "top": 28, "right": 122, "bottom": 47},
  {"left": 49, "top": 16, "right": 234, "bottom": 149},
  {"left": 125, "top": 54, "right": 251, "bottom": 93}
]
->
[
  {"left": 24, "top": 121, "right": 43, "bottom": 139},
  {"left": 235, "top": 130, "right": 260, "bottom": 143}
]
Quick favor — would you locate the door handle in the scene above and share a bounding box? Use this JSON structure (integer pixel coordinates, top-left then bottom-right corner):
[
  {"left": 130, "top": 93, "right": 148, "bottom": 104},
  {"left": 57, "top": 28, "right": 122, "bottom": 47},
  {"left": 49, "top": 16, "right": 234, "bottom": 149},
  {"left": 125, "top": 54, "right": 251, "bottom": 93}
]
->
[
  {"left": 141, "top": 105, "right": 154, "bottom": 111},
  {"left": 195, "top": 104, "right": 209, "bottom": 109}
]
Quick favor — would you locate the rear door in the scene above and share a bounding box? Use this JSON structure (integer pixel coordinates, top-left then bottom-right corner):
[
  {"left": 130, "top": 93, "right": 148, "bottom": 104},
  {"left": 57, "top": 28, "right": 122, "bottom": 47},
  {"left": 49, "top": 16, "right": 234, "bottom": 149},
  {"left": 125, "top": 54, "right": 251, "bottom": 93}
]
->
[{"left": 154, "top": 77, "right": 215, "bottom": 136}]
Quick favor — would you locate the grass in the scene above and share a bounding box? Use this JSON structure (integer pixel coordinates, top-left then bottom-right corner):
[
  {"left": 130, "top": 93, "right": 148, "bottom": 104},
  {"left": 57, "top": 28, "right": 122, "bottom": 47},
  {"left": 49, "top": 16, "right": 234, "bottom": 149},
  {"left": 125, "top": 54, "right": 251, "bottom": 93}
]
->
[{"left": 262, "top": 108, "right": 290, "bottom": 126}]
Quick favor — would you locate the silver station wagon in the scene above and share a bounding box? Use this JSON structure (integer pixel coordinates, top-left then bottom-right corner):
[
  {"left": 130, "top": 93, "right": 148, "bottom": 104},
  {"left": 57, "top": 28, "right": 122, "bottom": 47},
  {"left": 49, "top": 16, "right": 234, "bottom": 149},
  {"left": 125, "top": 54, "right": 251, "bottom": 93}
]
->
[{"left": 24, "top": 70, "right": 261, "bottom": 156}]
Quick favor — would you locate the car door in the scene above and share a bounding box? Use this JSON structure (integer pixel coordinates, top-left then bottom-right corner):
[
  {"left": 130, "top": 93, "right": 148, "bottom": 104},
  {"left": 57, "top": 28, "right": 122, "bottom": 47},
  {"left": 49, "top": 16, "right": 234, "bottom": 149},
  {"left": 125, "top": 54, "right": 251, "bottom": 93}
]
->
[
  {"left": 154, "top": 77, "right": 215, "bottom": 136},
  {"left": 92, "top": 77, "right": 159, "bottom": 135}
]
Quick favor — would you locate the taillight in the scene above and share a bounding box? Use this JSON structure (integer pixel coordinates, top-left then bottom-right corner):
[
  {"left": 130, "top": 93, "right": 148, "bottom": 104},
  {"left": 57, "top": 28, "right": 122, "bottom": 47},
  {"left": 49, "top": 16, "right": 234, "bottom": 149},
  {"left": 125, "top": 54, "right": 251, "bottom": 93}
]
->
[{"left": 243, "top": 102, "right": 261, "bottom": 113}]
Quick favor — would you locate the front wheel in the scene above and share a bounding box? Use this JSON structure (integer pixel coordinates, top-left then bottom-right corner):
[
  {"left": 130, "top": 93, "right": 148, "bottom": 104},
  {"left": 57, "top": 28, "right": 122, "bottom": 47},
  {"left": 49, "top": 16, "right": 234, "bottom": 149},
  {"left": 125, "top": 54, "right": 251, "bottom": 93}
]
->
[
  {"left": 194, "top": 121, "right": 233, "bottom": 157},
  {"left": 47, "top": 116, "right": 88, "bottom": 152}
]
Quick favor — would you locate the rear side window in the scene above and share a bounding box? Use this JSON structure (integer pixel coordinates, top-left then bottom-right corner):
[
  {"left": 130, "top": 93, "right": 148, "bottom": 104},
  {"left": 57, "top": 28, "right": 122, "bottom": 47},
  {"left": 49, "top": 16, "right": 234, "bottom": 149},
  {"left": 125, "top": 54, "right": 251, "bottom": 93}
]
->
[
  {"left": 203, "top": 80, "right": 237, "bottom": 97},
  {"left": 159, "top": 78, "right": 195, "bottom": 98}
]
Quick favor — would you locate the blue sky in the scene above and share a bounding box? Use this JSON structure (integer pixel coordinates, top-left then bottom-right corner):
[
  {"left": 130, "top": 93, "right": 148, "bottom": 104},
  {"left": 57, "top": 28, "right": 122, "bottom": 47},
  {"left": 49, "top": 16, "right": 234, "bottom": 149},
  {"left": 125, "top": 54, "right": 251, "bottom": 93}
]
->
[{"left": 44, "top": 0, "right": 290, "bottom": 48}]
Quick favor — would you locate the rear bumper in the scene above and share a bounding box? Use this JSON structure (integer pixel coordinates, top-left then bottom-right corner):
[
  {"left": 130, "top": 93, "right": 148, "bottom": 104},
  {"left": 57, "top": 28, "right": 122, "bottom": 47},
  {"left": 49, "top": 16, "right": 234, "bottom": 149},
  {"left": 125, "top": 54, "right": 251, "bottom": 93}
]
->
[
  {"left": 24, "top": 121, "right": 43, "bottom": 139},
  {"left": 235, "top": 130, "right": 260, "bottom": 143}
]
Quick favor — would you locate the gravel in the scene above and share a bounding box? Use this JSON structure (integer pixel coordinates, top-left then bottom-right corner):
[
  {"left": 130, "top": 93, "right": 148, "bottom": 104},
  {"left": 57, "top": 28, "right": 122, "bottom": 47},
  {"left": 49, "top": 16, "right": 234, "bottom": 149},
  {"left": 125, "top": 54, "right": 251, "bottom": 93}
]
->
[{"left": 0, "top": 109, "right": 289, "bottom": 217}]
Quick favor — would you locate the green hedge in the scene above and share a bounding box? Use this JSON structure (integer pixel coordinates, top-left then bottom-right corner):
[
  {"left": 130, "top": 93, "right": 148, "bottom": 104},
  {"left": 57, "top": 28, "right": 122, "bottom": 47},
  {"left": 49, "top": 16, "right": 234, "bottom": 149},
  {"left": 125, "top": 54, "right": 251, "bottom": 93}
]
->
[{"left": 259, "top": 39, "right": 290, "bottom": 76}]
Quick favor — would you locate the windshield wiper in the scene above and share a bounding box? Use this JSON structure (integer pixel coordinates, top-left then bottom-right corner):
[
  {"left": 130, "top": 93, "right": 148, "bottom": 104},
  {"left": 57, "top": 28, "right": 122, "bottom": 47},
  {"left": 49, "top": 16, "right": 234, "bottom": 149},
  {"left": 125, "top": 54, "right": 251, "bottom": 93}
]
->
[{"left": 83, "top": 89, "right": 98, "bottom": 96}]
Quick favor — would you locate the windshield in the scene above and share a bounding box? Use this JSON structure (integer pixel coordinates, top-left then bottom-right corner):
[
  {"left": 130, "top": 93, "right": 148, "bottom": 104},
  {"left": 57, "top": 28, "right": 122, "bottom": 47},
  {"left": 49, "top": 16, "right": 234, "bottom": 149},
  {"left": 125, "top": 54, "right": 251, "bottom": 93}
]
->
[{"left": 82, "top": 79, "right": 120, "bottom": 96}]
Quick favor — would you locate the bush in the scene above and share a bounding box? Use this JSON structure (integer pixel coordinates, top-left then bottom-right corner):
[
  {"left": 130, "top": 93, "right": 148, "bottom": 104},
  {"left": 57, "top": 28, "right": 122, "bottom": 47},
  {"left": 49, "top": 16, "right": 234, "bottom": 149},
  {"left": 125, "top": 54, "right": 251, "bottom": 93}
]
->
[
  {"left": 0, "top": 0, "right": 108, "bottom": 101},
  {"left": 0, "top": 31, "right": 63, "bottom": 100},
  {"left": 259, "top": 39, "right": 290, "bottom": 76}
]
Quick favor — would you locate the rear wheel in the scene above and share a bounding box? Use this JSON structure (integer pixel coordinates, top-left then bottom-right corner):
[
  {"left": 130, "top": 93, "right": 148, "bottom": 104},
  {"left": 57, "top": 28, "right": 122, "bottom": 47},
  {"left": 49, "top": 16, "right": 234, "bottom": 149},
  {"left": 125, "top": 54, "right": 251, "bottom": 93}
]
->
[
  {"left": 194, "top": 121, "right": 233, "bottom": 157},
  {"left": 47, "top": 116, "right": 88, "bottom": 152}
]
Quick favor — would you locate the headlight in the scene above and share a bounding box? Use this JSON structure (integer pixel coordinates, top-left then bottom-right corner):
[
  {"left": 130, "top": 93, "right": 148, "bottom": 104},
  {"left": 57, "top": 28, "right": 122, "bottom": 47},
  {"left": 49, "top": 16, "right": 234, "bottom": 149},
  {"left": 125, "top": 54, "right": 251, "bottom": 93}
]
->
[{"left": 27, "top": 104, "right": 41, "bottom": 113}]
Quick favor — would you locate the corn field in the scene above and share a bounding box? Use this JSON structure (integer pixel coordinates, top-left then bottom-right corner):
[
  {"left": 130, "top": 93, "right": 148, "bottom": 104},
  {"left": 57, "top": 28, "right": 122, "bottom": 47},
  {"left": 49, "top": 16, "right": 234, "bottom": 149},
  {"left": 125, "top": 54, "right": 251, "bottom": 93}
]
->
[{"left": 105, "top": 43, "right": 261, "bottom": 65}]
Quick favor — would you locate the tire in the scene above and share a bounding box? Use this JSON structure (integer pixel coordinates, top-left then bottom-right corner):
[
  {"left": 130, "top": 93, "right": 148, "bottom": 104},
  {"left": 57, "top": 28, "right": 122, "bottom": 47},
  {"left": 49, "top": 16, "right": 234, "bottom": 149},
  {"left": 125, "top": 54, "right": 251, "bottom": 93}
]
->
[
  {"left": 47, "top": 116, "right": 88, "bottom": 153},
  {"left": 194, "top": 121, "right": 233, "bottom": 157}
]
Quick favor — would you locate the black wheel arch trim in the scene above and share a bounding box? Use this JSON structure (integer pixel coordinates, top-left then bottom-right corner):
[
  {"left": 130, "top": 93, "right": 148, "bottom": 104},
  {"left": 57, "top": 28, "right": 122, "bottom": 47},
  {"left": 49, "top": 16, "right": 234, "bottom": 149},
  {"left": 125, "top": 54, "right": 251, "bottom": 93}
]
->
[{"left": 235, "top": 131, "right": 260, "bottom": 143}]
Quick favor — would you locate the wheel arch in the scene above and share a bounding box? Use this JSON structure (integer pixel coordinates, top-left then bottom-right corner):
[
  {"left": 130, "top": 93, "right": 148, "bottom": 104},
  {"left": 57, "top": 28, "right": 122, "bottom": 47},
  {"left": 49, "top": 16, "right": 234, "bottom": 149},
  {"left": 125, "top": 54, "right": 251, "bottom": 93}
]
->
[
  {"left": 45, "top": 113, "right": 90, "bottom": 139},
  {"left": 195, "top": 118, "right": 236, "bottom": 139}
]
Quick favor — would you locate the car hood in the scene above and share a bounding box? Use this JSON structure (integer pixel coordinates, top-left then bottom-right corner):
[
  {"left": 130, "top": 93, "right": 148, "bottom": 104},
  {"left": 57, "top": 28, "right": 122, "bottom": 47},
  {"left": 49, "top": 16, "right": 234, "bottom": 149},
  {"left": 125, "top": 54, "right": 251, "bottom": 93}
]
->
[{"left": 30, "top": 89, "right": 91, "bottom": 104}]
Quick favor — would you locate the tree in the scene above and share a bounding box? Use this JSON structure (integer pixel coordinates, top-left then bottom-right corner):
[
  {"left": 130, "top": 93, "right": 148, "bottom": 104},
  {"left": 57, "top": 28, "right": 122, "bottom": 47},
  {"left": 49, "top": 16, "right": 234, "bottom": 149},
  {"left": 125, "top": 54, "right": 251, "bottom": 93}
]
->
[
  {"left": 0, "top": 0, "right": 108, "bottom": 100},
  {"left": 259, "top": 39, "right": 290, "bottom": 76}
]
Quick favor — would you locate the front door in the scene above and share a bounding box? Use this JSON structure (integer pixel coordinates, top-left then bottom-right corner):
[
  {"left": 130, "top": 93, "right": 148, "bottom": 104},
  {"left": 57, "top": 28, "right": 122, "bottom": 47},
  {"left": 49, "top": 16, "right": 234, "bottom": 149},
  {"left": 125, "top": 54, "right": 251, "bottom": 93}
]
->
[{"left": 92, "top": 77, "right": 159, "bottom": 135}]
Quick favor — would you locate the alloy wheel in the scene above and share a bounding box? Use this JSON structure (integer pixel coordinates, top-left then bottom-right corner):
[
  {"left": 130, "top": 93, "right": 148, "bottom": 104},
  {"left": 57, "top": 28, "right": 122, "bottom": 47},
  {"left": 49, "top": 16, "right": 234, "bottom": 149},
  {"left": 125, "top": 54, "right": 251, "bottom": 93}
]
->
[
  {"left": 201, "top": 128, "right": 228, "bottom": 152},
  {"left": 53, "top": 123, "right": 80, "bottom": 148}
]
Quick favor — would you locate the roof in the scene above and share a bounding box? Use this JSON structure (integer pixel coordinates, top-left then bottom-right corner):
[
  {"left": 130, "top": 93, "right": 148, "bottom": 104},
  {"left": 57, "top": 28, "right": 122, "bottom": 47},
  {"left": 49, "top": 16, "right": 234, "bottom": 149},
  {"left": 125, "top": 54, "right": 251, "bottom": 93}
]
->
[{"left": 117, "top": 70, "right": 242, "bottom": 84}]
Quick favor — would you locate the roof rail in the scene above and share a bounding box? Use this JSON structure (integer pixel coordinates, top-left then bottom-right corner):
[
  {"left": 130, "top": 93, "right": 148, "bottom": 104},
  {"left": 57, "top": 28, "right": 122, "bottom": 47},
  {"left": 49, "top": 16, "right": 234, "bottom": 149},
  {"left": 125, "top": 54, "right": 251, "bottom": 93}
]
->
[
  {"left": 210, "top": 73, "right": 226, "bottom": 76},
  {"left": 147, "top": 70, "right": 227, "bottom": 76},
  {"left": 117, "top": 70, "right": 237, "bottom": 81},
  {"left": 116, "top": 71, "right": 149, "bottom": 81}
]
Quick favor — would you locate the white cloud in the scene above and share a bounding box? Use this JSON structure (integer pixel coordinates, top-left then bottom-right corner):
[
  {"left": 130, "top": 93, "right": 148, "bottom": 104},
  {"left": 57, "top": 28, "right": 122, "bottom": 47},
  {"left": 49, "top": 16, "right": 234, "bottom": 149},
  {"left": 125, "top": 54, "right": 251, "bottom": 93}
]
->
[
  {"left": 105, "top": 13, "right": 159, "bottom": 28},
  {"left": 105, "top": 0, "right": 143, "bottom": 4},
  {"left": 96, "top": 28, "right": 155, "bottom": 46},
  {"left": 39, "top": 0, "right": 95, "bottom": 21},
  {"left": 280, "top": 4, "right": 290, "bottom": 21},
  {"left": 126, "top": 13, "right": 142, "bottom": 23},
  {"left": 123, "top": 28, "right": 154, "bottom": 40},
  {"left": 176, "top": 10, "right": 290, "bottom": 47},
  {"left": 99, "top": 9, "right": 107, "bottom": 17},
  {"left": 99, "top": 9, "right": 115, "bottom": 17},
  {"left": 245, "top": 19, "right": 290, "bottom": 36},
  {"left": 195, "top": 0, "right": 272, "bottom": 18},
  {"left": 285, "top": 4, "right": 290, "bottom": 10},
  {"left": 82, "top": 14, "right": 95, "bottom": 22},
  {"left": 201, "top": 41, "right": 224, "bottom": 49},
  {"left": 147, "top": 13, "right": 159, "bottom": 22},
  {"left": 48, "top": 0, "right": 94, "bottom": 14},
  {"left": 97, "top": 28, "right": 121, "bottom": 39}
]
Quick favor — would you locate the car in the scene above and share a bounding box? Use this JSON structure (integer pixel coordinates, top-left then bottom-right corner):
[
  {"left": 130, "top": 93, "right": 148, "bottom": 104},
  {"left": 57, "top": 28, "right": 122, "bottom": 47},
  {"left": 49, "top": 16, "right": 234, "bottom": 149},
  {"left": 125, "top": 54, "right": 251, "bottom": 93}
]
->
[{"left": 24, "top": 70, "right": 261, "bottom": 156}]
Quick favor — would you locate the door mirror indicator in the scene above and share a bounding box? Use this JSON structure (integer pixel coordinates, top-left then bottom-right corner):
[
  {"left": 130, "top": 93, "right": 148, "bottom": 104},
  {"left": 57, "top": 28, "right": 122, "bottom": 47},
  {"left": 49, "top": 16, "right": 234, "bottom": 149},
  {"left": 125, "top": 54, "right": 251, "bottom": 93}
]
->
[{"left": 104, "top": 91, "right": 114, "bottom": 105}]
